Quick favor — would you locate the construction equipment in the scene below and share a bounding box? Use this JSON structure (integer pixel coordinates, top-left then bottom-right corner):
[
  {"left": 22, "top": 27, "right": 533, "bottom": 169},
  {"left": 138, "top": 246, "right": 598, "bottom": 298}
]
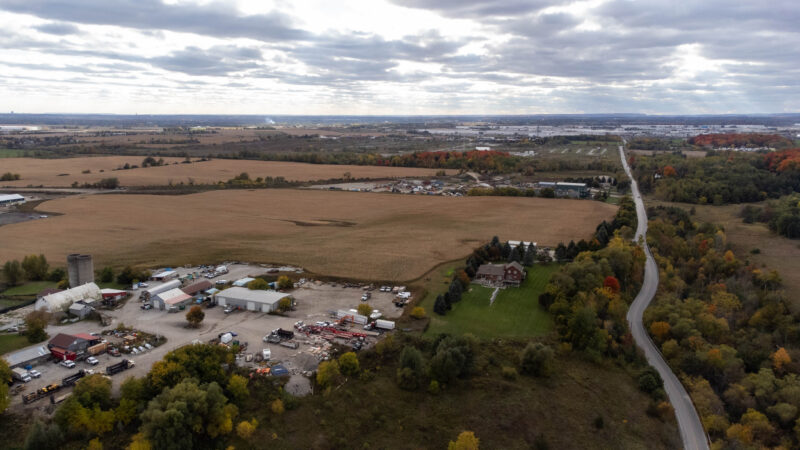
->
[{"left": 22, "top": 384, "right": 61, "bottom": 404}]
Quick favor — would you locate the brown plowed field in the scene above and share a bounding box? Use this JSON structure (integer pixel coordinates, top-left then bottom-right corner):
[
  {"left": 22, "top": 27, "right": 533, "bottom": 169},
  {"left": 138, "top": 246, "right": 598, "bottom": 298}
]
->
[
  {"left": 0, "top": 190, "right": 615, "bottom": 280},
  {"left": 0, "top": 157, "right": 449, "bottom": 187}
]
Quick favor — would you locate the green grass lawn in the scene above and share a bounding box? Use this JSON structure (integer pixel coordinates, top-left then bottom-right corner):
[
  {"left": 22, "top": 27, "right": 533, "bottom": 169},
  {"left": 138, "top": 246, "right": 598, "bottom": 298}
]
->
[
  {"left": 0, "top": 334, "right": 32, "bottom": 355},
  {"left": 424, "top": 264, "right": 560, "bottom": 339},
  {"left": 1, "top": 281, "right": 57, "bottom": 296}
]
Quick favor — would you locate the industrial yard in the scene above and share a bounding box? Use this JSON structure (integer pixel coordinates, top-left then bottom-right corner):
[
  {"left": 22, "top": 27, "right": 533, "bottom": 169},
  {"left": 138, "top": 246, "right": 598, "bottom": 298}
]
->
[{"left": 4, "top": 263, "right": 411, "bottom": 407}]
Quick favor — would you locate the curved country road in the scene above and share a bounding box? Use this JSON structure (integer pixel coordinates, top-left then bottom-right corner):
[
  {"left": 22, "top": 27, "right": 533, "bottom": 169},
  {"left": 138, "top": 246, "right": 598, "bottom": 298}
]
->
[{"left": 619, "top": 144, "right": 709, "bottom": 450}]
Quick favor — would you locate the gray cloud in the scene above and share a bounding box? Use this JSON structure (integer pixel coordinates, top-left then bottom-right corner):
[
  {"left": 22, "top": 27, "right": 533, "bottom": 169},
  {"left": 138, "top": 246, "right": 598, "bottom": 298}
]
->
[
  {"left": 33, "top": 21, "right": 80, "bottom": 35},
  {"left": 0, "top": 0, "right": 309, "bottom": 41},
  {"left": 390, "top": 0, "right": 564, "bottom": 18}
]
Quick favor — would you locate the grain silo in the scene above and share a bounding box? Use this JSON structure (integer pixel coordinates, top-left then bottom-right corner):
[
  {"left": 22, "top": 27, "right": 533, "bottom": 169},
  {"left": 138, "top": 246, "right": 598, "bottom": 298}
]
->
[{"left": 67, "top": 253, "right": 94, "bottom": 287}]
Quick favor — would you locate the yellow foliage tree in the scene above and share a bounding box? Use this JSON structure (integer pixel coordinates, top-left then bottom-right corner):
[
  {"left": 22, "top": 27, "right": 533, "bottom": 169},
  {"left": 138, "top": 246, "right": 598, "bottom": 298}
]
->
[
  {"left": 726, "top": 423, "right": 753, "bottom": 444},
  {"left": 236, "top": 419, "right": 258, "bottom": 439},
  {"left": 357, "top": 303, "right": 372, "bottom": 317},
  {"left": 127, "top": 433, "right": 152, "bottom": 450},
  {"left": 271, "top": 399, "right": 284, "bottom": 415},
  {"left": 448, "top": 431, "right": 480, "bottom": 450},
  {"left": 87, "top": 438, "right": 103, "bottom": 450},
  {"left": 650, "top": 321, "right": 671, "bottom": 341},
  {"left": 410, "top": 306, "right": 426, "bottom": 319}
]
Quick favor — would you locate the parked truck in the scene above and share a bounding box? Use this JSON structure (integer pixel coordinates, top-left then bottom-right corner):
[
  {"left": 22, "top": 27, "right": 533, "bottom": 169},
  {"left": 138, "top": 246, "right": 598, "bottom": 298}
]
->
[
  {"left": 11, "top": 367, "right": 31, "bottom": 383},
  {"left": 106, "top": 359, "right": 135, "bottom": 376},
  {"left": 279, "top": 341, "right": 299, "bottom": 349},
  {"left": 88, "top": 341, "right": 109, "bottom": 356},
  {"left": 375, "top": 319, "right": 396, "bottom": 331},
  {"left": 62, "top": 369, "right": 90, "bottom": 387}
]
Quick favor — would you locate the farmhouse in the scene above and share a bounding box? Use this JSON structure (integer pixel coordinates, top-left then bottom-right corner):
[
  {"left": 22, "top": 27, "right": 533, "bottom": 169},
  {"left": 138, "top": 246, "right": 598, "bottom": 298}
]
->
[
  {"left": 34, "top": 282, "right": 101, "bottom": 312},
  {"left": 214, "top": 287, "right": 291, "bottom": 313},
  {"left": 474, "top": 262, "right": 527, "bottom": 286}
]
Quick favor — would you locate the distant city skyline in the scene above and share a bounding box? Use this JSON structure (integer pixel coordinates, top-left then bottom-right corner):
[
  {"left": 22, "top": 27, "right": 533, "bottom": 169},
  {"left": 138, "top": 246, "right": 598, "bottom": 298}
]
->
[{"left": 0, "top": 0, "right": 798, "bottom": 115}]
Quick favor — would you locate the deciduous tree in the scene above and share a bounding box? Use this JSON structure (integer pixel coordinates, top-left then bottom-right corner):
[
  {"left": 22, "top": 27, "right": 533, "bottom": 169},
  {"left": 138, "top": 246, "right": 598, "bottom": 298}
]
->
[{"left": 186, "top": 306, "right": 205, "bottom": 328}]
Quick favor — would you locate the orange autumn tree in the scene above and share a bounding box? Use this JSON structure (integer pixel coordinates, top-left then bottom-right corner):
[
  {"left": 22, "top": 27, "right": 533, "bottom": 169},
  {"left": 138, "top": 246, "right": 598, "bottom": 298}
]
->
[{"left": 771, "top": 347, "right": 791, "bottom": 371}]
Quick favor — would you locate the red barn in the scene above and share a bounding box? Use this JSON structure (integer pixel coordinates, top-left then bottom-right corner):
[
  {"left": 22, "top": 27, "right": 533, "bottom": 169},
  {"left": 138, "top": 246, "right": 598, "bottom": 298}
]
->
[{"left": 475, "top": 262, "right": 527, "bottom": 286}]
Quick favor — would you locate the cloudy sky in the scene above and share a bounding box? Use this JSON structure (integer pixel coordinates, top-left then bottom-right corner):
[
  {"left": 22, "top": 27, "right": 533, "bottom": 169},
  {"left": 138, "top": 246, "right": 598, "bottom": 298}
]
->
[{"left": 0, "top": 0, "right": 797, "bottom": 115}]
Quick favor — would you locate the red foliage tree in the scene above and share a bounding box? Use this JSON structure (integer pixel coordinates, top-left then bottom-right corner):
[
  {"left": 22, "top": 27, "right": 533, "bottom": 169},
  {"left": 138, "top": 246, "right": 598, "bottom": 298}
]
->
[
  {"left": 662, "top": 165, "right": 677, "bottom": 177},
  {"left": 603, "top": 276, "right": 621, "bottom": 294}
]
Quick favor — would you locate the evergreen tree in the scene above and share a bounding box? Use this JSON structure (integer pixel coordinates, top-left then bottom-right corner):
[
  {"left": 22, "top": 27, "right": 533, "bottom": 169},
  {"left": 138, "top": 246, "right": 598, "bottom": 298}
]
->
[
  {"left": 523, "top": 247, "right": 535, "bottom": 266},
  {"left": 555, "top": 243, "right": 567, "bottom": 261},
  {"left": 434, "top": 295, "right": 448, "bottom": 315},
  {"left": 501, "top": 242, "right": 511, "bottom": 259},
  {"left": 448, "top": 280, "right": 462, "bottom": 303}
]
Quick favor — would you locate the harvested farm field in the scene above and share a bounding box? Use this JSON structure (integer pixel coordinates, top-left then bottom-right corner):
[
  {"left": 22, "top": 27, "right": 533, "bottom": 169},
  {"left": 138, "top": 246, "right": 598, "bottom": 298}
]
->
[
  {"left": 0, "top": 157, "right": 450, "bottom": 187},
  {"left": 0, "top": 190, "right": 615, "bottom": 280}
]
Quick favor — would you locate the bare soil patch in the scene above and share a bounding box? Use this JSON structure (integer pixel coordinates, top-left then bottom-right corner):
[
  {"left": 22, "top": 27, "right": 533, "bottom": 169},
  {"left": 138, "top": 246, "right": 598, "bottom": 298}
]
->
[{"left": 0, "top": 190, "right": 615, "bottom": 281}]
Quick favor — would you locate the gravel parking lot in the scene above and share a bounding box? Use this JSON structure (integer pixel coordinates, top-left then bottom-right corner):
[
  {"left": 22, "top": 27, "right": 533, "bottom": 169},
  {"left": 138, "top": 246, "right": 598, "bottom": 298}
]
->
[{"left": 8, "top": 264, "right": 408, "bottom": 410}]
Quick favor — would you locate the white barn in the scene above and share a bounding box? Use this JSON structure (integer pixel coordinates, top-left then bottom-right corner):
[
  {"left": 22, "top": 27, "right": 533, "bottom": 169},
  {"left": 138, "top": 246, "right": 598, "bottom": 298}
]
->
[
  {"left": 34, "top": 282, "right": 101, "bottom": 312},
  {"left": 214, "top": 287, "right": 291, "bottom": 313}
]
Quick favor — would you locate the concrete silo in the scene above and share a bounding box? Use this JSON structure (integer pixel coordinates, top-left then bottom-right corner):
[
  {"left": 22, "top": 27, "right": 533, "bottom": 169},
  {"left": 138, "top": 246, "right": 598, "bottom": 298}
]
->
[{"left": 67, "top": 253, "right": 94, "bottom": 288}]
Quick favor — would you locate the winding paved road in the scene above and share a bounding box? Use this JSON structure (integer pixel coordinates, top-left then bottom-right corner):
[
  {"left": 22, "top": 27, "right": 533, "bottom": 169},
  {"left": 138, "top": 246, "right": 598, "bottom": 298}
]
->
[{"left": 619, "top": 144, "right": 709, "bottom": 450}]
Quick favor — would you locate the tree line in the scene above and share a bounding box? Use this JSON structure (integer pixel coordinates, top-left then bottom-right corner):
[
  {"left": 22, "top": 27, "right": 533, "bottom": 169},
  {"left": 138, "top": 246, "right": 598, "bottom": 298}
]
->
[{"left": 631, "top": 151, "right": 800, "bottom": 204}]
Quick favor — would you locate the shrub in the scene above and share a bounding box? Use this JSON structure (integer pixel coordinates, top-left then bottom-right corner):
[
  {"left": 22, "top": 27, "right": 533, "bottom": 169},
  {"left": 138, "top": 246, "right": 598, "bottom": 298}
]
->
[
  {"left": 501, "top": 366, "right": 518, "bottom": 380},
  {"left": 428, "top": 380, "right": 440, "bottom": 395},
  {"left": 519, "top": 343, "right": 554, "bottom": 377},
  {"left": 271, "top": 399, "right": 284, "bottom": 415},
  {"left": 448, "top": 431, "right": 479, "bottom": 450},
  {"left": 236, "top": 419, "right": 258, "bottom": 439},
  {"left": 410, "top": 306, "right": 426, "bottom": 319},
  {"left": 593, "top": 415, "right": 604, "bottom": 429},
  {"left": 316, "top": 360, "right": 341, "bottom": 388}
]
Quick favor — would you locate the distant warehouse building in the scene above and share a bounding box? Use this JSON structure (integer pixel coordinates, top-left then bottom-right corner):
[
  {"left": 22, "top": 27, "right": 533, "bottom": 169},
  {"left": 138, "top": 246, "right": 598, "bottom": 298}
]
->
[
  {"left": 214, "top": 287, "right": 291, "bottom": 313},
  {"left": 0, "top": 194, "right": 25, "bottom": 206},
  {"left": 538, "top": 181, "right": 588, "bottom": 198}
]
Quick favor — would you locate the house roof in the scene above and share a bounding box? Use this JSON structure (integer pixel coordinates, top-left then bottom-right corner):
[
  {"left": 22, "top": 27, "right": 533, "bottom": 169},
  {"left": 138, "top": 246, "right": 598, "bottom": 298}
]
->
[
  {"left": 0, "top": 194, "right": 24, "bottom": 202},
  {"left": 73, "top": 333, "right": 97, "bottom": 341},
  {"left": 48, "top": 333, "right": 85, "bottom": 349},
  {"left": 69, "top": 302, "right": 91, "bottom": 312},
  {"left": 182, "top": 280, "right": 213, "bottom": 296},
  {"left": 505, "top": 261, "right": 525, "bottom": 272},
  {"left": 476, "top": 264, "right": 505, "bottom": 277},
  {"left": 5, "top": 345, "right": 49, "bottom": 366},
  {"left": 156, "top": 288, "right": 192, "bottom": 305},
  {"left": 215, "top": 287, "right": 290, "bottom": 305},
  {"left": 37, "top": 283, "right": 101, "bottom": 312},
  {"left": 232, "top": 277, "right": 256, "bottom": 287}
]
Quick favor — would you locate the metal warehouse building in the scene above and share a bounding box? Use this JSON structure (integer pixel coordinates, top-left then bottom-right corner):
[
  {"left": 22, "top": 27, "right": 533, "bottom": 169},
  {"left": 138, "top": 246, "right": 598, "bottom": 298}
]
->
[{"left": 214, "top": 287, "right": 291, "bottom": 313}]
